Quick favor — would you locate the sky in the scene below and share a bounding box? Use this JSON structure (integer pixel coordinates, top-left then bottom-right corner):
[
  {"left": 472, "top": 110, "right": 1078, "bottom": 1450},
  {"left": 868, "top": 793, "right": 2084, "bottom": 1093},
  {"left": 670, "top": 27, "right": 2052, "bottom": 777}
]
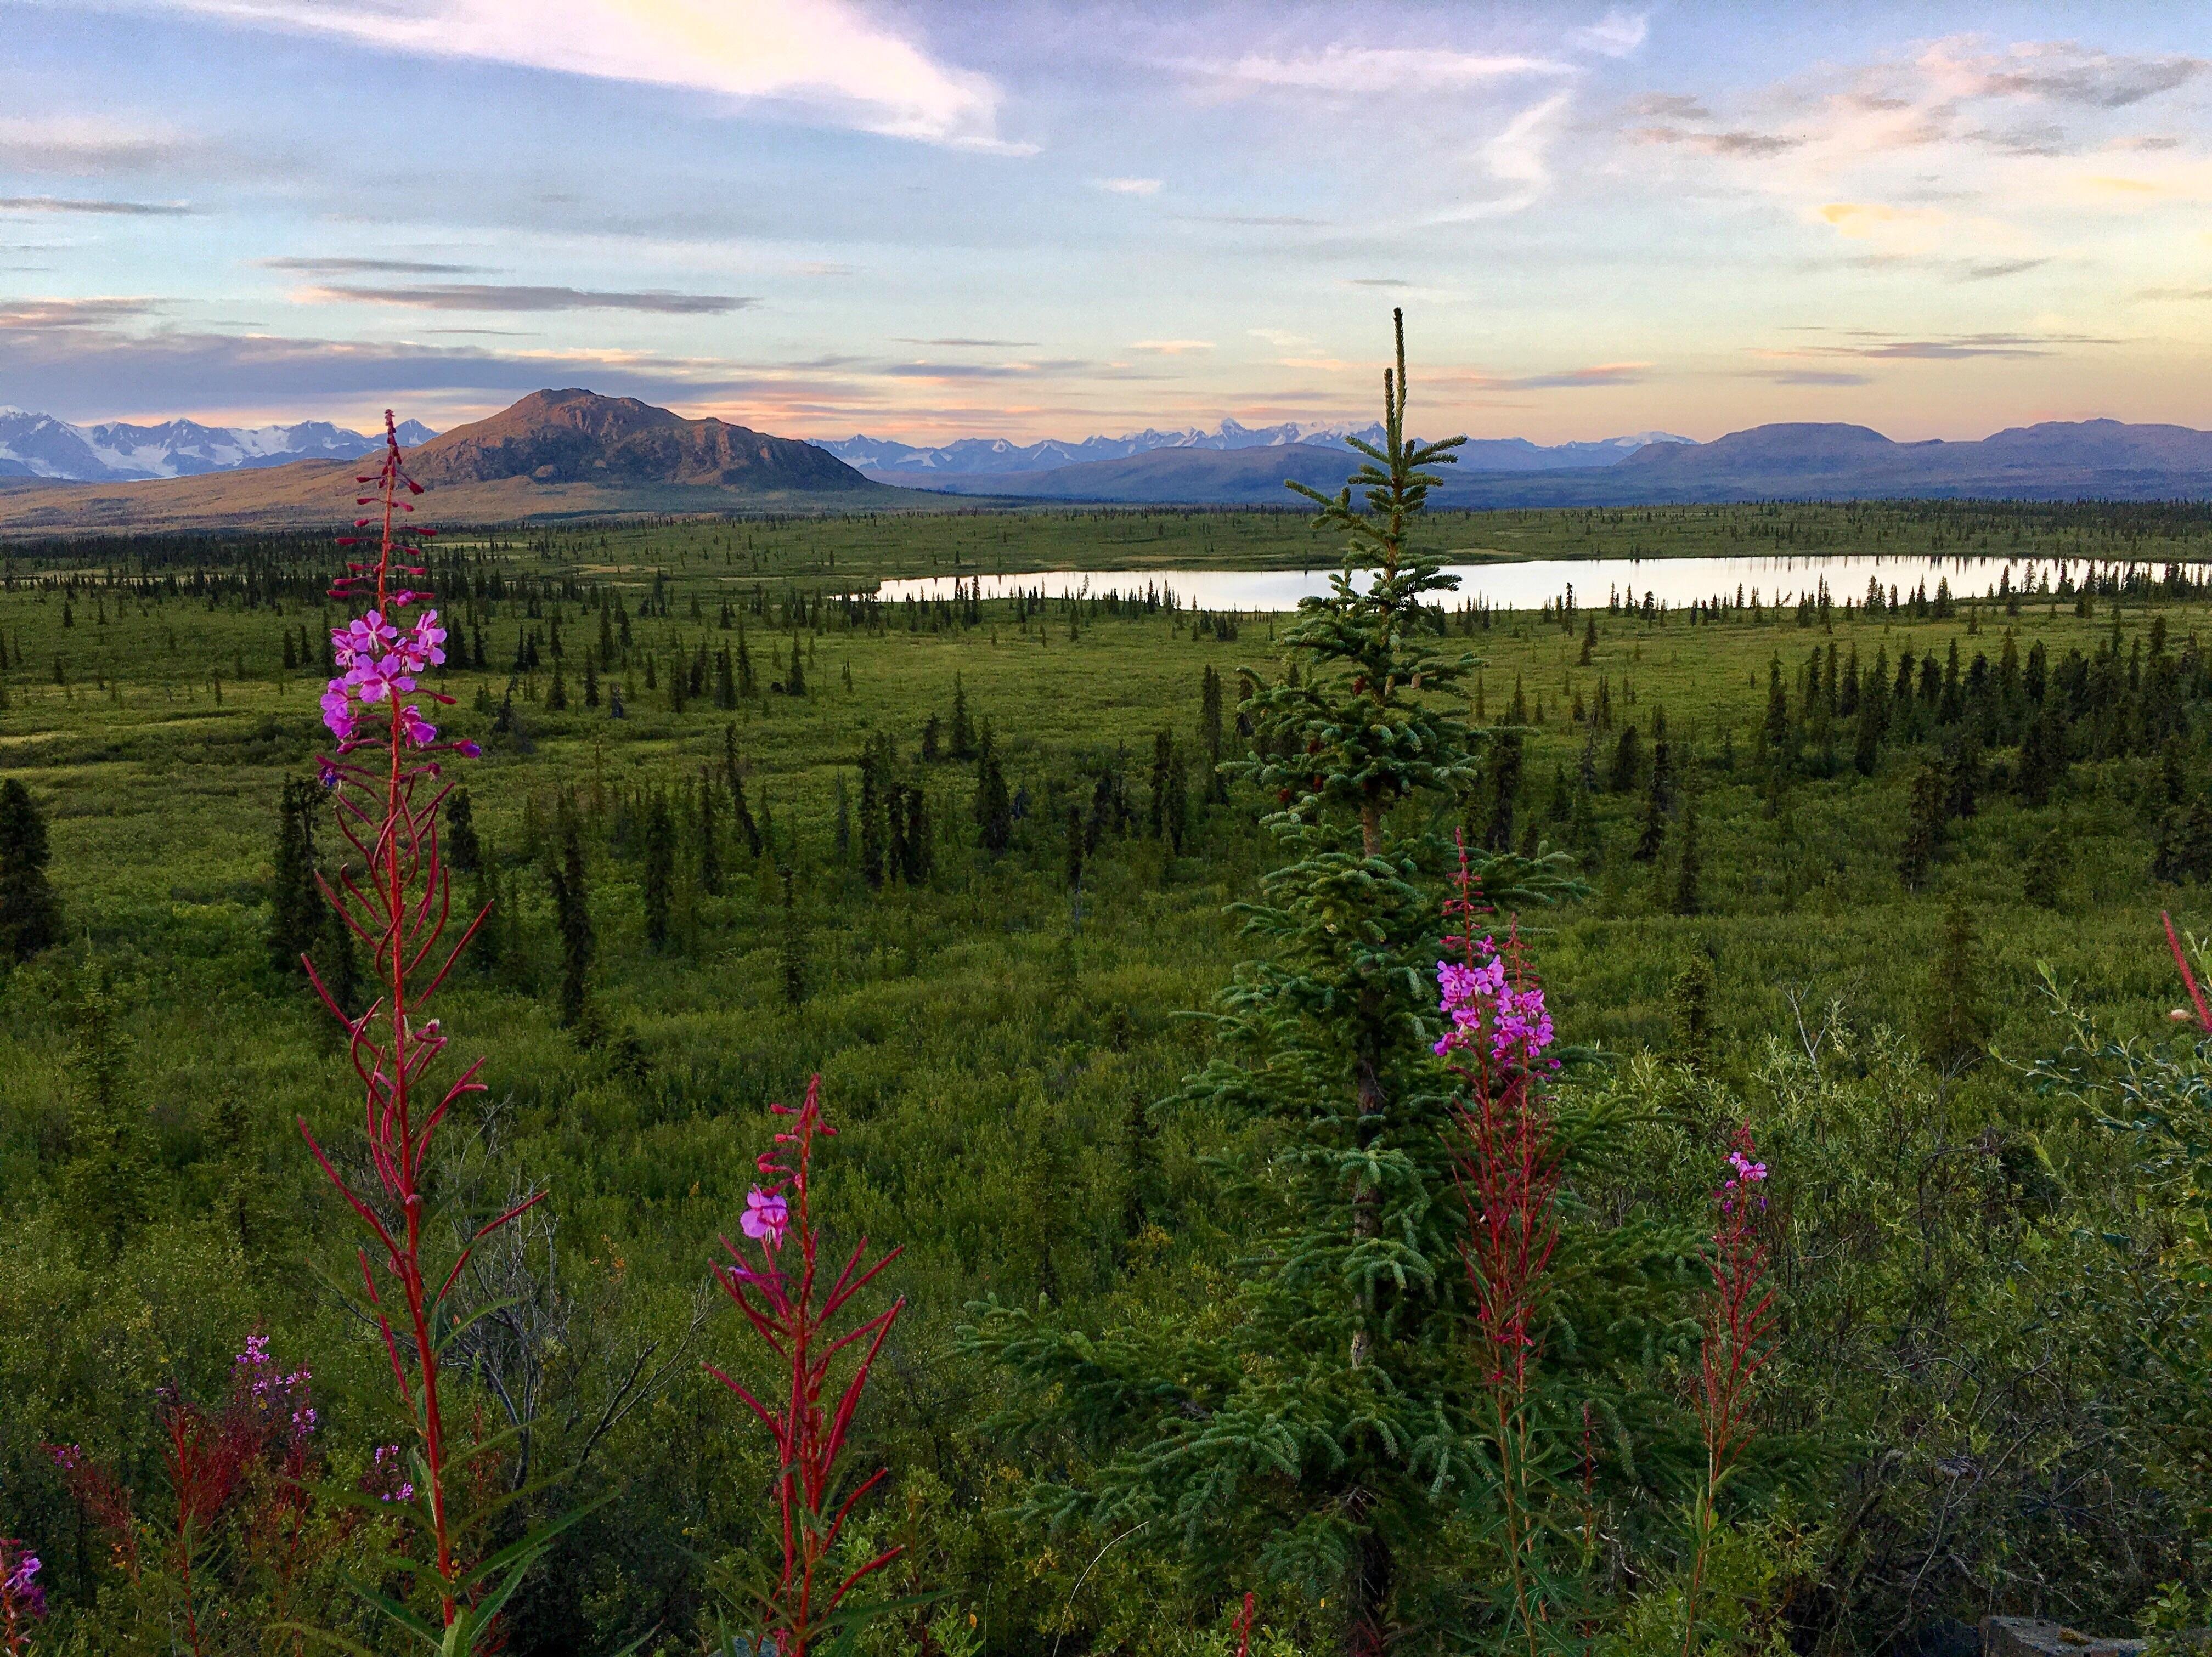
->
[{"left": 3, "top": 0, "right": 2210, "bottom": 445}]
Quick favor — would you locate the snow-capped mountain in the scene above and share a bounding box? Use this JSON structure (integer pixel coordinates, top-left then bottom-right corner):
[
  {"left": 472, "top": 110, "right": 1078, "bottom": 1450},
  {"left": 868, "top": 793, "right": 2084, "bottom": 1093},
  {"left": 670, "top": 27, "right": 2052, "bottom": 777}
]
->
[
  {"left": 813, "top": 421, "right": 1692, "bottom": 481},
  {"left": 0, "top": 408, "right": 439, "bottom": 482}
]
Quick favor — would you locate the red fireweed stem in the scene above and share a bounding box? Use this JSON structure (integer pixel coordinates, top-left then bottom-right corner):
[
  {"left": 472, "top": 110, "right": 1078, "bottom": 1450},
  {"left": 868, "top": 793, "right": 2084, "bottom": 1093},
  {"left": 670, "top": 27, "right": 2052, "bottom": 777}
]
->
[
  {"left": 1234, "top": 1591, "right": 1256, "bottom": 1657},
  {"left": 2164, "top": 910, "right": 2212, "bottom": 1031}
]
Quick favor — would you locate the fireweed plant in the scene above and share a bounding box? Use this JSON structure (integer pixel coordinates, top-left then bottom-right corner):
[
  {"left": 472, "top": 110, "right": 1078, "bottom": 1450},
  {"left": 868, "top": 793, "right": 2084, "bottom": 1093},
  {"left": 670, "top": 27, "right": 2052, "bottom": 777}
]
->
[
  {"left": 49, "top": 1336, "right": 330, "bottom": 1653},
  {"left": 1680, "top": 1128, "right": 1778, "bottom": 1657},
  {"left": 706, "top": 1076, "right": 913, "bottom": 1657},
  {"left": 2027, "top": 912, "right": 2212, "bottom": 1593},
  {"left": 0, "top": 1540, "right": 41, "bottom": 1654},
  {"left": 969, "top": 313, "right": 1575, "bottom": 1656},
  {"left": 295, "top": 415, "right": 596, "bottom": 1652},
  {"left": 1436, "top": 834, "right": 1565, "bottom": 1657}
]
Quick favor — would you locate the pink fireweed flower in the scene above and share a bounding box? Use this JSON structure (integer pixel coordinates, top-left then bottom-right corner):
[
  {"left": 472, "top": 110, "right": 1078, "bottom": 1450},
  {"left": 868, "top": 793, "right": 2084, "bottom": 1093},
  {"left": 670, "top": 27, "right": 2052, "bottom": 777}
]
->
[
  {"left": 369, "top": 1444, "right": 415, "bottom": 1502},
  {"left": 395, "top": 611, "right": 447, "bottom": 673},
  {"left": 1717, "top": 1124, "right": 1772, "bottom": 1214},
  {"left": 741, "top": 1187, "right": 790, "bottom": 1248},
  {"left": 331, "top": 610, "right": 398, "bottom": 670},
  {"left": 1435, "top": 945, "right": 1556, "bottom": 1069},
  {"left": 0, "top": 1537, "right": 44, "bottom": 1623},
  {"left": 399, "top": 705, "right": 438, "bottom": 745}
]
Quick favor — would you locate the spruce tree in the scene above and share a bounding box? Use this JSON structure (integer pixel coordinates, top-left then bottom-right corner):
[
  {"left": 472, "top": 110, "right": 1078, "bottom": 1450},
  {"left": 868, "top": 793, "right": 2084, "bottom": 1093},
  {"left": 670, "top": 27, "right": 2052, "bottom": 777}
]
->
[
  {"left": 267, "top": 778, "right": 325, "bottom": 975},
  {"left": 779, "top": 867, "right": 807, "bottom": 1006},
  {"left": 975, "top": 732, "right": 1012, "bottom": 854},
  {"left": 445, "top": 785, "right": 483, "bottom": 873},
  {"left": 0, "top": 778, "right": 63, "bottom": 963},
  {"left": 724, "top": 723, "right": 763, "bottom": 856},
  {"left": 2022, "top": 827, "right": 2066, "bottom": 908},
  {"left": 1200, "top": 664, "right": 1228, "bottom": 804},
  {"left": 1672, "top": 780, "right": 1702, "bottom": 915},
  {"left": 59, "top": 981, "right": 150, "bottom": 1259},
  {"left": 1668, "top": 947, "right": 1716, "bottom": 1067},
  {"left": 950, "top": 672, "right": 975, "bottom": 759},
  {"left": 1899, "top": 762, "right": 1944, "bottom": 891},
  {"left": 1484, "top": 728, "right": 1525, "bottom": 851},
  {"left": 860, "top": 749, "right": 887, "bottom": 889},
  {"left": 1918, "top": 896, "right": 1990, "bottom": 1073},
  {"left": 1064, "top": 804, "right": 1084, "bottom": 892},
  {"left": 642, "top": 796, "right": 675, "bottom": 949},
  {"left": 901, "top": 787, "right": 932, "bottom": 884},
  {"left": 548, "top": 814, "right": 593, "bottom": 1028},
  {"left": 699, "top": 770, "right": 723, "bottom": 897},
  {"left": 969, "top": 312, "right": 1566, "bottom": 1653}
]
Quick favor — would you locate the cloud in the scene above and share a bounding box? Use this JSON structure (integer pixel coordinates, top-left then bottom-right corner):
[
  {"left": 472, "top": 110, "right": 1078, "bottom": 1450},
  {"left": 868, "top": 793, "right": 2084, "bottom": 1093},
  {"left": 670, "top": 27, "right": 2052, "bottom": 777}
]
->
[
  {"left": 1170, "top": 212, "right": 1329, "bottom": 228},
  {"left": 1201, "top": 46, "right": 1568, "bottom": 95},
  {"left": 299, "top": 284, "right": 757, "bottom": 314},
  {"left": 1130, "top": 340, "right": 1214, "bottom": 355},
  {"left": 0, "top": 297, "right": 165, "bottom": 328},
  {"left": 0, "top": 314, "right": 849, "bottom": 416},
  {"left": 1764, "top": 330, "right": 2121, "bottom": 361},
  {"left": 0, "top": 117, "right": 204, "bottom": 174},
  {"left": 0, "top": 195, "right": 193, "bottom": 216},
  {"left": 1756, "top": 369, "right": 1874, "bottom": 386},
  {"left": 1633, "top": 125, "right": 1802, "bottom": 157},
  {"left": 1920, "top": 39, "right": 2206, "bottom": 109},
  {"left": 893, "top": 337, "right": 1041, "bottom": 347},
  {"left": 130, "top": 0, "right": 1024, "bottom": 151},
  {"left": 879, "top": 359, "right": 1090, "bottom": 380},
  {"left": 1571, "top": 9, "right": 1648, "bottom": 59},
  {"left": 1344, "top": 278, "right": 1410, "bottom": 287},
  {"left": 1432, "top": 93, "right": 1571, "bottom": 222},
  {"left": 261, "top": 256, "right": 488, "bottom": 275},
  {"left": 2140, "top": 285, "right": 2212, "bottom": 300},
  {"left": 1957, "top": 257, "right": 2049, "bottom": 280},
  {"left": 1623, "top": 93, "right": 1712, "bottom": 121},
  {"left": 1097, "top": 177, "right": 1163, "bottom": 196},
  {"left": 1439, "top": 361, "right": 1651, "bottom": 391}
]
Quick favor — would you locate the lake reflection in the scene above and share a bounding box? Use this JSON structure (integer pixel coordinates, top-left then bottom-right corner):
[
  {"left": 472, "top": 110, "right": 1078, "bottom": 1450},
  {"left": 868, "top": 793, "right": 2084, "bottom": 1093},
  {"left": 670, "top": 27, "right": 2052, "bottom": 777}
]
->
[{"left": 874, "top": 553, "right": 2132, "bottom": 613}]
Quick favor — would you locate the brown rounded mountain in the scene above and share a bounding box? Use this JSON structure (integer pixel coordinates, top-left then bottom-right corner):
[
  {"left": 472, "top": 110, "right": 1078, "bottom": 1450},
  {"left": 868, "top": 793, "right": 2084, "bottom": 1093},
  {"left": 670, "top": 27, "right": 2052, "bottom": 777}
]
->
[{"left": 404, "top": 389, "right": 869, "bottom": 490}]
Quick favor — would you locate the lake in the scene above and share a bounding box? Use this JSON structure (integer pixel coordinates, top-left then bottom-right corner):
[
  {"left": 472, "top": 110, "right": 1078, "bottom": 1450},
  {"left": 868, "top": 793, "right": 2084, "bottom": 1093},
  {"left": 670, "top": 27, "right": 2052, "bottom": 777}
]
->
[{"left": 875, "top": 553, "right": 2146, "bottom": 613}]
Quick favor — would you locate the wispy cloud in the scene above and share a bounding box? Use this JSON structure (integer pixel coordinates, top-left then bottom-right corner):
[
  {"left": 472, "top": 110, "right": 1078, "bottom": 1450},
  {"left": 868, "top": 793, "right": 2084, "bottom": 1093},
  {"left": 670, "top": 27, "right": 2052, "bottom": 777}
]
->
[
  {"left": 1432, "top": 93, "right": 1572, "bottom": 222},
  {"left": 1200, "top": 45, "right": 1568, "bottom": 94},
  {"left": 893, "top": 337, "right": 1041, "bottom": 347},
  {"left": 1957, "top": 257, "right": 2049, "bottom": 280},
  {"left": 1439, "top": 361, "right": 1651, "bottom": 391},
  {"left": 127, "top": 0, "right": 1026, "bottom": 152},
  {"left": 261, "top": 256, "right": 488, "bottom": 276},
  {"left": 1097, "top": 177, "right": 1163, "bottom": 196},
  {"left": 0, "top": 116, "right": 204, "bottom": 174},
  {"left": 1131, "top": 339, "right": 1214, "bottom": 355},
  {"left": 298, "top": 284, "right": 756, "bottom": 314},
  {"left": 1570, "top": 9, "right": 1648, "bottom": 59},
  {"left": 0, "top": 195, "right": 193, "bottom": 216}
]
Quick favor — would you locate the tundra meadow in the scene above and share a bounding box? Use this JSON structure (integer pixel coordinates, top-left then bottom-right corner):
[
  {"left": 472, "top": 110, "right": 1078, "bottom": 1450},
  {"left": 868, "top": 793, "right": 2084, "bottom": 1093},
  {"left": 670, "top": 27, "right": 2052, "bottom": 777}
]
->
[{"left": 5, "top": 334, "right": 2212, "bottom": 1657}]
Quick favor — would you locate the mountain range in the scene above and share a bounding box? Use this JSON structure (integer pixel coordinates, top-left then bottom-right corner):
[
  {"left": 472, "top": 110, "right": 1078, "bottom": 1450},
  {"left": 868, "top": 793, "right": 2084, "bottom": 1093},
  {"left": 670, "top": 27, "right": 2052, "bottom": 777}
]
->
[
  {"left": 5, "top": 391, "right": 2212, "bottom": 535},
  {"left": 0, "top": 408, "right": 439, "bottom": 482},
  {"left": 867, "top": 418, "right": 2212, "bottom": 506},
  {"left": 815, "top": 422, "right": 1691, "bottom": 481}
]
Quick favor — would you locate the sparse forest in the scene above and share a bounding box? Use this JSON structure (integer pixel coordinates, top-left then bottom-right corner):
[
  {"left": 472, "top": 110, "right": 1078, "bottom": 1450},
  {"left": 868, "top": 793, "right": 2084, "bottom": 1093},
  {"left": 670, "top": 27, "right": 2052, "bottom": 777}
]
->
[{"left": 5, "top": 380, "right": 2212, "bottom": 1656}]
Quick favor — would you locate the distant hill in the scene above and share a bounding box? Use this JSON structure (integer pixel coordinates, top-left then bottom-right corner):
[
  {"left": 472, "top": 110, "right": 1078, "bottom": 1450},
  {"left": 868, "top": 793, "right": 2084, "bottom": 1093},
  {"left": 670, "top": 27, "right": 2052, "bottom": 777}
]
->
[
  {"left": 815, "top": 421, "right": 1690, "bottom": 482},
  {"left": 0, "top": 408, "right": 438, "bottom": 481},
  {"left": 0, "top": 391, "right": 906, "bottom": 535},
  {"left": 412, "top": 389, "right": 868, "bottom": 490},
  {"left": 888, "top": 419, "right": 2212, "bottom": 506}
]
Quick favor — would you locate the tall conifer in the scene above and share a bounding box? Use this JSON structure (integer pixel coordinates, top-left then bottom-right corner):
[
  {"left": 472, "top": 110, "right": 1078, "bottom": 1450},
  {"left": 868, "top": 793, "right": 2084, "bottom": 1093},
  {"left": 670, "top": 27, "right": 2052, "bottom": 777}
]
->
[
  {"left": 970, "top": 313, "right": 1567, "bottom": 1653},
  {"left": 0, "top": 778, "right": 64, "bottom": 963}
]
